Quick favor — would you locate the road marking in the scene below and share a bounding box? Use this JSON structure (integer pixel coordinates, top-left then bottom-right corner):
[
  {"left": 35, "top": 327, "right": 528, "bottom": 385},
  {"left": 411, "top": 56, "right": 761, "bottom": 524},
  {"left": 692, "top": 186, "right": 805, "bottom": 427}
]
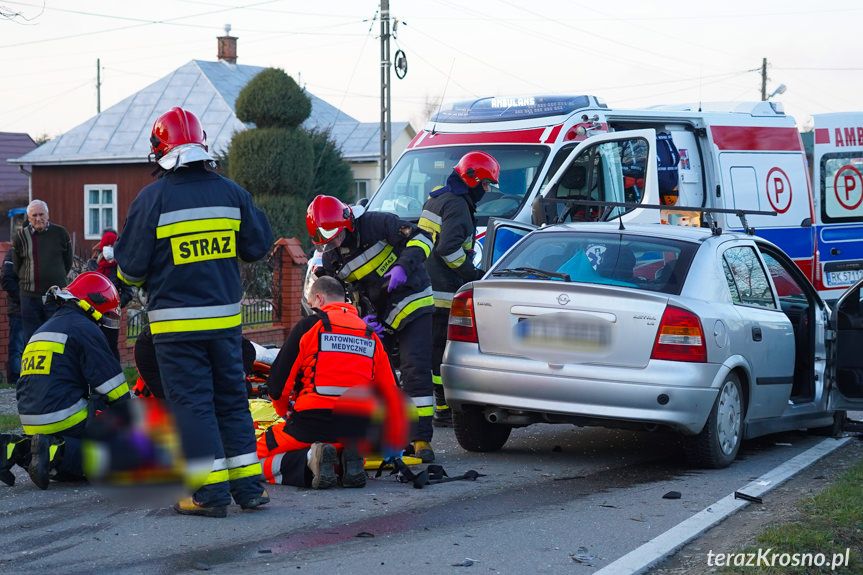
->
[{"left": 592, "top": 437, "right": 851, "bottom": 575}]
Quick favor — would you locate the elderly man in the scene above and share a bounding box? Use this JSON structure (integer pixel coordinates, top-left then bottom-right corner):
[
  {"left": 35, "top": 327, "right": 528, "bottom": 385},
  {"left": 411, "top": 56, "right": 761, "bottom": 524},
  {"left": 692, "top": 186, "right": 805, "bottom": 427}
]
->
[{"left": 12, "top": 200, "right": 73, "bottom": 343}]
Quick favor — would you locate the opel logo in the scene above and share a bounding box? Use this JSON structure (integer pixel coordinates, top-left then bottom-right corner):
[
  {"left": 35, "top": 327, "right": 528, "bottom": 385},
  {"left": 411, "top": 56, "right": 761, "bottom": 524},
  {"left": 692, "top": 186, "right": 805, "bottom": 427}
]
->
[{"left": 557, "top": 294, "right": 570, "bottom": 305}]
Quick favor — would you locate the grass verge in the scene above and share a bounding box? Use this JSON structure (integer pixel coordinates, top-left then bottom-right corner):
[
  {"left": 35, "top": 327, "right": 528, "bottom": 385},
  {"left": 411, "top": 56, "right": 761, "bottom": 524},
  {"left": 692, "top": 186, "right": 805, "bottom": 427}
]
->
[
  {"left": 721, "top": 461, "right": 863, "bottom": 574},
  {"left": 0, "top": 414, "right": 21, "bottom": 433}
]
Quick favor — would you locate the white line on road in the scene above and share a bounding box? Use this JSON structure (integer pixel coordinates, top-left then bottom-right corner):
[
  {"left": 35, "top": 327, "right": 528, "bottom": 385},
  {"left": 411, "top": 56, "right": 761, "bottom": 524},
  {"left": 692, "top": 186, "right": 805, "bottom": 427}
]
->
[{"left": 592, "top": 436, "right": 852, "bottom": 575}]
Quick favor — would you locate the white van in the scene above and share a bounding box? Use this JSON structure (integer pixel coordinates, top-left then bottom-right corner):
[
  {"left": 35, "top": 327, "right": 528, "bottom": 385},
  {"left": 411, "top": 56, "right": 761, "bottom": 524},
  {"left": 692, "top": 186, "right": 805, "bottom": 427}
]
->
[
  {"left": 360, "top": 96, "right": 863, "bottom": 299},
  {"left": 804, "top": 113, "right": 863, "bottom": 299}
]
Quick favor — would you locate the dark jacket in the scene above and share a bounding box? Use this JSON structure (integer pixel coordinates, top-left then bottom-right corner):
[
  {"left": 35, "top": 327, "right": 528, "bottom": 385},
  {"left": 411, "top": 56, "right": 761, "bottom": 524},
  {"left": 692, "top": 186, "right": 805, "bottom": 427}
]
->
[
  {"left": 16, "top": 304, "right": 128, "bottom": 435},
  {"left": 114, "top": 164, "right": 274, "bottom": 343},
  {"left": 418, "top": 171, "right": 483, "bottom": 308},
  {"left": 1, "top": 250, "right": 21, "bottom": 317},
  {"left": 321, "top": 210, "right": 434, "bottom": 331},
  {"left": 12, "top": 223, "right": 73, "bottom": 296}
]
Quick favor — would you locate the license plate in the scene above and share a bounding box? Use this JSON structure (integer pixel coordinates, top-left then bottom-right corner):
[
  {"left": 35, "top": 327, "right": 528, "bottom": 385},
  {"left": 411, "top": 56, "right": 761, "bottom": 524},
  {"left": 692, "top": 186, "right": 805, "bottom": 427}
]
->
[
  {"left": 825, "top": 269, "right": 863, "bottom": 287},
  {"left": 514, "top": 313, "right": 612, "bottom": 353}
]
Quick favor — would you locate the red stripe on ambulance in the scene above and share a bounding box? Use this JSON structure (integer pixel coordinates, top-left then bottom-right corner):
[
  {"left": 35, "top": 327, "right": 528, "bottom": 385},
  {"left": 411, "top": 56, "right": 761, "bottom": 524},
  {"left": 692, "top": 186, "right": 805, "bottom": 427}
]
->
[
  {"left": 711, "top": 126, "right": 802, "bottom": 152},
  {"left": 408, "top": 127, "right": 562, "bottom": 149}
]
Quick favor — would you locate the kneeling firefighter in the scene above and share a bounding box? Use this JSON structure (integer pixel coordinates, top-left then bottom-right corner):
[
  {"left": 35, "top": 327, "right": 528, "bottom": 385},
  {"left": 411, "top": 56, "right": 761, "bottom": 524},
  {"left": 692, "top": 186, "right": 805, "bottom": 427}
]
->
[{"left": 1, "top": 272, "right": 130, "bottom": 489}]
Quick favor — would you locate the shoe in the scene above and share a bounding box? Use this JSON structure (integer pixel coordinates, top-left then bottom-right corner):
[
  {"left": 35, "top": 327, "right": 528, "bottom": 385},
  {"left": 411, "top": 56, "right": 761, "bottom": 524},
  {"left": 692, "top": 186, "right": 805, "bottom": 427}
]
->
[
  {"left": 412, "top": 440, "right": 435, "bottom": 463},
  {"left": 173, "top": 497, "right": 228, "bottom": 518},
  {"left": 240, "top": 489, "right": 270, "bottom": 510},
  {"left": 340, "top": 447, "right": 366, "bottom": 488},
  {"left": 307, "top": 442, "right": 337, "bottom": 490},
  {"left": 1, "top": 434, "right": 29, "bottom": 487},
  {"left": 28, "top": 434, "right": 63, "bottom": 491},
  {"left": 433, "top": 408, "right": 453, "bottom": 428}
]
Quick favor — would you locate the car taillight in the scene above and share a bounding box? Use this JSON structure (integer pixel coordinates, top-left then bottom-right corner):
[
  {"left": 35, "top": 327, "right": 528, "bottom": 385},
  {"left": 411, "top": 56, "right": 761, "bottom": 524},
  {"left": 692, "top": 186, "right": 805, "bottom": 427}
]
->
[
  {"left": 448, "top": 289, "right": 477, "bottom": 343},
  {"left": 651, "top": 305, "right": 706, "bottom": 362}
]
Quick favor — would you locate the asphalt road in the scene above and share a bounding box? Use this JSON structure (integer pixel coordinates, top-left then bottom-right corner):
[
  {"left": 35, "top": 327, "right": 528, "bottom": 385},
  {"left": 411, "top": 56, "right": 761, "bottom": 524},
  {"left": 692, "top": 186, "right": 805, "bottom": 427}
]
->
[{"left": 0, "top": 418, "right": 853, "bottom": 575}]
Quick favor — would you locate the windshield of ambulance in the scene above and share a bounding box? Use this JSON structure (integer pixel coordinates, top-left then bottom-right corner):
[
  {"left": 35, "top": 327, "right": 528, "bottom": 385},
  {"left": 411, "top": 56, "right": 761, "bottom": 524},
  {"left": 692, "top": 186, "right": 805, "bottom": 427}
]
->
[{"left": 365, "top": 145, "right": 550, "bottom": 226}]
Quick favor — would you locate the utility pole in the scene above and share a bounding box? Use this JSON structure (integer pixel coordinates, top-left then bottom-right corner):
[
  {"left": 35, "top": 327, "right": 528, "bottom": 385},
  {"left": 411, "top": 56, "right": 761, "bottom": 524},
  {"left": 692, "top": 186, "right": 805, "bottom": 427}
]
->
[
  {"left": 760, "top": 57, "right": 767, "bottom": 101},
  {"left": 96, "top": 58, "right": 102, "bottom": 113},
  {"left": 379, "top": 0, "right": 392, "bottom": 182}
]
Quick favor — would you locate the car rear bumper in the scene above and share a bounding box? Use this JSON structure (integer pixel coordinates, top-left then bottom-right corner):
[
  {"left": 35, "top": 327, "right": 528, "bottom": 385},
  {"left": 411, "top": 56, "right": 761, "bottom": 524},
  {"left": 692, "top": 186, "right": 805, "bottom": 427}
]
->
[{"left": 442, "top": 344, "right": 723, "bottom": 435}]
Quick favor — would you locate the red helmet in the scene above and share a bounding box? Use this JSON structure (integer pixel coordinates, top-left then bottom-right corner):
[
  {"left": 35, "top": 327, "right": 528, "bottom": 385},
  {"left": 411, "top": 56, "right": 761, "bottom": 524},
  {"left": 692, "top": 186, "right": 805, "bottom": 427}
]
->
[
  {"left": 66, "top": 272, "right": 121, "bottom": 328},
  {"left": 150, "top": 107, "right": 207, "bottom": 160},
  {"left": 454, "top": 151, "right": 500, "bottom": 187},
  {"left": 306, "top": 195, "right": 355, "bottom": 246}
]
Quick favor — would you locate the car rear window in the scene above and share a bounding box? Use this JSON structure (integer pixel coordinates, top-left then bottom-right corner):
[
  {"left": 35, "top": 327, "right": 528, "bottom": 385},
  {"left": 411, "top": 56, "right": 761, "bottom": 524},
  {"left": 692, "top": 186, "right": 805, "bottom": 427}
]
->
[{"left": 491, "top": 231, "right": 697, "bottom": 295}]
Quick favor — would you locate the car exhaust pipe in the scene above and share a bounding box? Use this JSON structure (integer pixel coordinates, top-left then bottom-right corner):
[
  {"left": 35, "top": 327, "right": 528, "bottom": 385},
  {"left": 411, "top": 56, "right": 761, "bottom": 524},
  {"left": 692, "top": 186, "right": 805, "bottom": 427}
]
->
[{"left": 486, "top": 411, "right": 504, "bottom": 423}]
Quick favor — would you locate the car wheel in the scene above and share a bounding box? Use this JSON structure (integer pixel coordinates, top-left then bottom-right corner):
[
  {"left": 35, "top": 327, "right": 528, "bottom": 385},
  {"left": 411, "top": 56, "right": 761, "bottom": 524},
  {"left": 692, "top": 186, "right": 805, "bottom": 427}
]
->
[
  {"left": 684, "top": 372, "right": 744, "bottom": 469},
  {"left": 809, "top": 410, "right": 846, "bottom": 437},
  {"left": 453, "top": 406, "right": 511, "bottom": 452}
]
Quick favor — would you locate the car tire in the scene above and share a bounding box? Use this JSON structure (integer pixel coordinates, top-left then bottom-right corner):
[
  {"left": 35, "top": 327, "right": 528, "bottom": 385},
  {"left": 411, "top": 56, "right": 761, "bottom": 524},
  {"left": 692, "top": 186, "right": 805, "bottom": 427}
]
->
[
  {"left": 684, "top": 372, "right": 744, "bottom": 469},
  {"left": 809, "top": 410, "right": 846, "bottom": 437},
  {"left": 453, "top": 406, "right": 511, "bottom": 452}
]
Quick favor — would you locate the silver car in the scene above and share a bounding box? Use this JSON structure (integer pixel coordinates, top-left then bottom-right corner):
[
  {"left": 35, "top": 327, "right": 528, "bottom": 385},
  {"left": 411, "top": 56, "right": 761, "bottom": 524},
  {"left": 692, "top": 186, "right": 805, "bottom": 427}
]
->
[{"left": 442, "top": 221, "right": 863, "bottom": 468}]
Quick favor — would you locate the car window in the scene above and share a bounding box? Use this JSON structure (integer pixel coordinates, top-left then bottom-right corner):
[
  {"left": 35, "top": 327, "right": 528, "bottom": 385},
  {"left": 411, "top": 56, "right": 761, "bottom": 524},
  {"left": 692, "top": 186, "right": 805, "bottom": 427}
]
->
[
  {"left": 722, "top": 246, "right": 776, "bottom": 309},
  {"left": 491, "top": 231, "right": 695, "bottom": 295}
]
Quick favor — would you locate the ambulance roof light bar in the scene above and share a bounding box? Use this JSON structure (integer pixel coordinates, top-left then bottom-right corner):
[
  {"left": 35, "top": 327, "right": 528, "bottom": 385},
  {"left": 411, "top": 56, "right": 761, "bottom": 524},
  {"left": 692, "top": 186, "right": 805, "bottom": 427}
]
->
[{"left": 430, "top": 95, "right": 607, "bottom": 124}]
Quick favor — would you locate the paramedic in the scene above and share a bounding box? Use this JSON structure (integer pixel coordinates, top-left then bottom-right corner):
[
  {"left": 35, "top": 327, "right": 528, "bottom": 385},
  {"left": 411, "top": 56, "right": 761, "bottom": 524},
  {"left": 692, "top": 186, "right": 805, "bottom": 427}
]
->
[
  {"left": 305, "top": 195, "right": 436, "bottom": 462},
  {"left": 418, "top": 151, "right": 499, "bottom": 427},
  {"left": 115, "top": 107, "right": 273, "bottom": 518},
  {"left": 2, "top": 272, "right": 129, "bottom": 489},
  {"left": 259, "top": 276, "right": 409, "bottom": 489}
]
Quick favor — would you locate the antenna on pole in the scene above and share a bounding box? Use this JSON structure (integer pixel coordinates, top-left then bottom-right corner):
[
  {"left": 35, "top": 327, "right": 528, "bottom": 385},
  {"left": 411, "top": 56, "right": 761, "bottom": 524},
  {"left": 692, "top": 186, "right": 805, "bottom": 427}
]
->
[
  {"left": 760, "top": 57, "right": 767, "bottom": 101},
  {"left": 96, "top": 58, "right": 101, "bottom": 113},
  {"left": 379, "top": 0, "right": 392, "bottom": 183}
]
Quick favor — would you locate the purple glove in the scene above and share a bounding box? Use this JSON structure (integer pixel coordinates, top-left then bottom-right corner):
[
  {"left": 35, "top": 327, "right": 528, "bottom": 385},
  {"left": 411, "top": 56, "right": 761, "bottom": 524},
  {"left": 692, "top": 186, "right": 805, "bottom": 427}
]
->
[
  {"left": 362, "top": 314, "right": 385, "bottom": 336},
  {"left": 383, "top": 265, "right": 407, "bottom": 293}
]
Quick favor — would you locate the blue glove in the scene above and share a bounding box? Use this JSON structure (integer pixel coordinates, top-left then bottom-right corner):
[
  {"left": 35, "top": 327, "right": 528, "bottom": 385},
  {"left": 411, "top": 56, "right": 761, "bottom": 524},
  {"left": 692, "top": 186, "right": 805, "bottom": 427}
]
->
[
  {"left": 383, "top": 265, "right": 407, "bottom": 293},
  {"left": 362, "top": 314, "right": 385, "bottom": 336}
]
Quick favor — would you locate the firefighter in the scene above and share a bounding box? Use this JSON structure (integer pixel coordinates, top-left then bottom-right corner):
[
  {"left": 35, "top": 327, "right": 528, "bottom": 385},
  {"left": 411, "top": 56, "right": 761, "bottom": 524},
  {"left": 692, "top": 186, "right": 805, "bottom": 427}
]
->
[
  {"left": 306, "top": 195, "right": 437, "bottom": 462},
  {"left": 2, "top": 272, "right": 130, "bottom": 489},
  {"left": 258, "top": 276, "right": 409, "bottom": 488},
  {"left": 418, "top": 151, "right": 500, "bottom": 427},
  {"left": 115, "top": 107, "right": 274, "bottom": 518}
]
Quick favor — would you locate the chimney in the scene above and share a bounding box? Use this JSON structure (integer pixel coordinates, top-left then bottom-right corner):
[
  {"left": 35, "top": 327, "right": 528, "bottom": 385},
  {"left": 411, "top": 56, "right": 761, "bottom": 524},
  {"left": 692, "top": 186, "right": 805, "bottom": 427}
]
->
[{"left": 218, "top": 24, "right": 237, "bottom": 64}]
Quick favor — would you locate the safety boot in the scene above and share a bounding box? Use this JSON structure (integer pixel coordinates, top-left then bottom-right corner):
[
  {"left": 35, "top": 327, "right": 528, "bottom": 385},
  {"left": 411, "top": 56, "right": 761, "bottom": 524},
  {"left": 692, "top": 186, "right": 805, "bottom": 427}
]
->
[
  {"left": 411, "top": 440, "right": 435, "bottom": 463},
  {"left": 28, "top": 434, "right": 64, "bottom": 490},
  {"left": 339, "top": 447, "right": 366, "bottom": 488},
  {"left": 307, "top": 442, "right": 337, "bottom": 490},
  {"left": 173, "top": 497, "right": 228, "bottom": 518},
  {"left": 239, "top": 488, "right": 270, "bottom": 510},
  {"left": 432, "top": 406, "right": 453, "bottom": 428},
  {"left": 1, "top": 434, "right": 30, "bottom": 486}
]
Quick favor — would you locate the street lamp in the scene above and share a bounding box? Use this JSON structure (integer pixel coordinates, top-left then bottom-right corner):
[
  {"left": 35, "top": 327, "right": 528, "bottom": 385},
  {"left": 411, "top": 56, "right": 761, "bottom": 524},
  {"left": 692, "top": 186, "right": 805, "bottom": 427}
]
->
[{"left": 768, "top": 83, "right": 787, "bottom": 99}]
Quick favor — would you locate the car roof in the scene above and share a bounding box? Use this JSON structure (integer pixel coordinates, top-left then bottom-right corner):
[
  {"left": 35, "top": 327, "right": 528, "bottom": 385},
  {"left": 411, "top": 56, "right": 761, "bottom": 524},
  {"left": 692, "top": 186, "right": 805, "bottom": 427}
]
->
[{"left": 533, "top": 222, "right": 758, "bottom": 244}]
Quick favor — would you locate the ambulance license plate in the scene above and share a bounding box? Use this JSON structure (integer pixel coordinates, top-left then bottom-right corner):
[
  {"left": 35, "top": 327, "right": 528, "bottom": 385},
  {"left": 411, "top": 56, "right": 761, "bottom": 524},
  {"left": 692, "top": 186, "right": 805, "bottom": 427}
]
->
[{"left": 825, "top": 269, "right": 863, "bottom": 287}]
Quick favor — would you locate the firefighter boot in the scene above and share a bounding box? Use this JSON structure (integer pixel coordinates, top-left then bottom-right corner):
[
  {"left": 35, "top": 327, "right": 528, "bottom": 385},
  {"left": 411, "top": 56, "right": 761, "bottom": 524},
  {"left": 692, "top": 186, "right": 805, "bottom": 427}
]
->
[
  {"left": 432, "top": 385, "right": 452, "bottom": 428},
  {"left": 307, "top": 442, "right": 337, "bottom": 490},
  {"left": 340, "top": 447, "right": 366, "bottom": 488},
  {"left": 239, "top": 488, "right": 270, "bottom": 510},
  {"left": 173, "top": 497, "right": 228, "bottom": 518},
  {"left": 1, "top": 434, "right": 30, "bottom": 486},
  {"left": 411, "top": 440, "right": 435, "bottom": 464},
  {"left": 28, "top": 434, "right": 64, "bottom": 490}
]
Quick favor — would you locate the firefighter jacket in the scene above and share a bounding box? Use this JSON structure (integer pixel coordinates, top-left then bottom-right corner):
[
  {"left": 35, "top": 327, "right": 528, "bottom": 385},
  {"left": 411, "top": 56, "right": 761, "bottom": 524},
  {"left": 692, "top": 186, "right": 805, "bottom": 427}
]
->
[
  {"left": 115, "top": 165, "right": 274, "bottom": 342},
  {"left": 418, "top": 171, "right": 483, "bottom": 309},
  {"left": 321, "top": 210, "right": 434, "bottom": 331},
  {"left": 16, "top": 304, "right": 129, "bottom": 436}
]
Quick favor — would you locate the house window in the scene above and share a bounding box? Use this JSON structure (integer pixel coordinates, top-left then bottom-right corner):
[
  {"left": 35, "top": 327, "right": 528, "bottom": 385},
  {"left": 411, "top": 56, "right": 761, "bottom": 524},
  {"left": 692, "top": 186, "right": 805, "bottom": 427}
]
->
[
  {"left": 84, "top": 184, "right": 118, "bottom": 240},
  {"left": 353, "top": 179, "right": 370, "bottom": 203}
]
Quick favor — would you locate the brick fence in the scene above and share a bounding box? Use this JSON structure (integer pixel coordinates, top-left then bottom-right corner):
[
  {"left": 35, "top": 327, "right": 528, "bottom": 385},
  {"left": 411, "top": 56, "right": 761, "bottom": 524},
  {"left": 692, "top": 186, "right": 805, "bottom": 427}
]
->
[{"left": 0, "top": 238, "right": 308, "bottom": 382}]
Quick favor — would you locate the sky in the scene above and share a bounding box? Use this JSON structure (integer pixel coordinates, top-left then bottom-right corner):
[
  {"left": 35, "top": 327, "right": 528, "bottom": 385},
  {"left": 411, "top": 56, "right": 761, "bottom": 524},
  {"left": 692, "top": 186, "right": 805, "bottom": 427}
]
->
[{"left": 2, "top": 0, "right": 863, "bottom": 141}]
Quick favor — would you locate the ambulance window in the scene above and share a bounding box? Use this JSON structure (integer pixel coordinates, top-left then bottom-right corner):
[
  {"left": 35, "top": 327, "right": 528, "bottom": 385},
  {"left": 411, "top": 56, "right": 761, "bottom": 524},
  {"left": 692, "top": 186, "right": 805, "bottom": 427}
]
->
[{"left": 820, "top": 152, "right": 863, "bottom": 223}]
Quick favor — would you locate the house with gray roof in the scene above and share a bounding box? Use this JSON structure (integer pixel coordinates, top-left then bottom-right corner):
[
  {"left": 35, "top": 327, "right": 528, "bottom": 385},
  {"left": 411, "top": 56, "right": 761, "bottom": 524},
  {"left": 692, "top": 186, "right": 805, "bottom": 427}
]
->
[{"left": 9, "top": 33, "right": 414, "bottom": 254}]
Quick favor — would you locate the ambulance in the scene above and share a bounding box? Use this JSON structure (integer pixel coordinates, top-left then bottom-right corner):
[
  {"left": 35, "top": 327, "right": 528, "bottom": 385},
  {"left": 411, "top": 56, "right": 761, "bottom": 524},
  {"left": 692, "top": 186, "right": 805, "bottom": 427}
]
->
[
  {"left": 308, "top": 95, "right": 862, "bottom": 306},
  {"left": 804, "top": 113, "right": 863, "bottom": 299}
]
